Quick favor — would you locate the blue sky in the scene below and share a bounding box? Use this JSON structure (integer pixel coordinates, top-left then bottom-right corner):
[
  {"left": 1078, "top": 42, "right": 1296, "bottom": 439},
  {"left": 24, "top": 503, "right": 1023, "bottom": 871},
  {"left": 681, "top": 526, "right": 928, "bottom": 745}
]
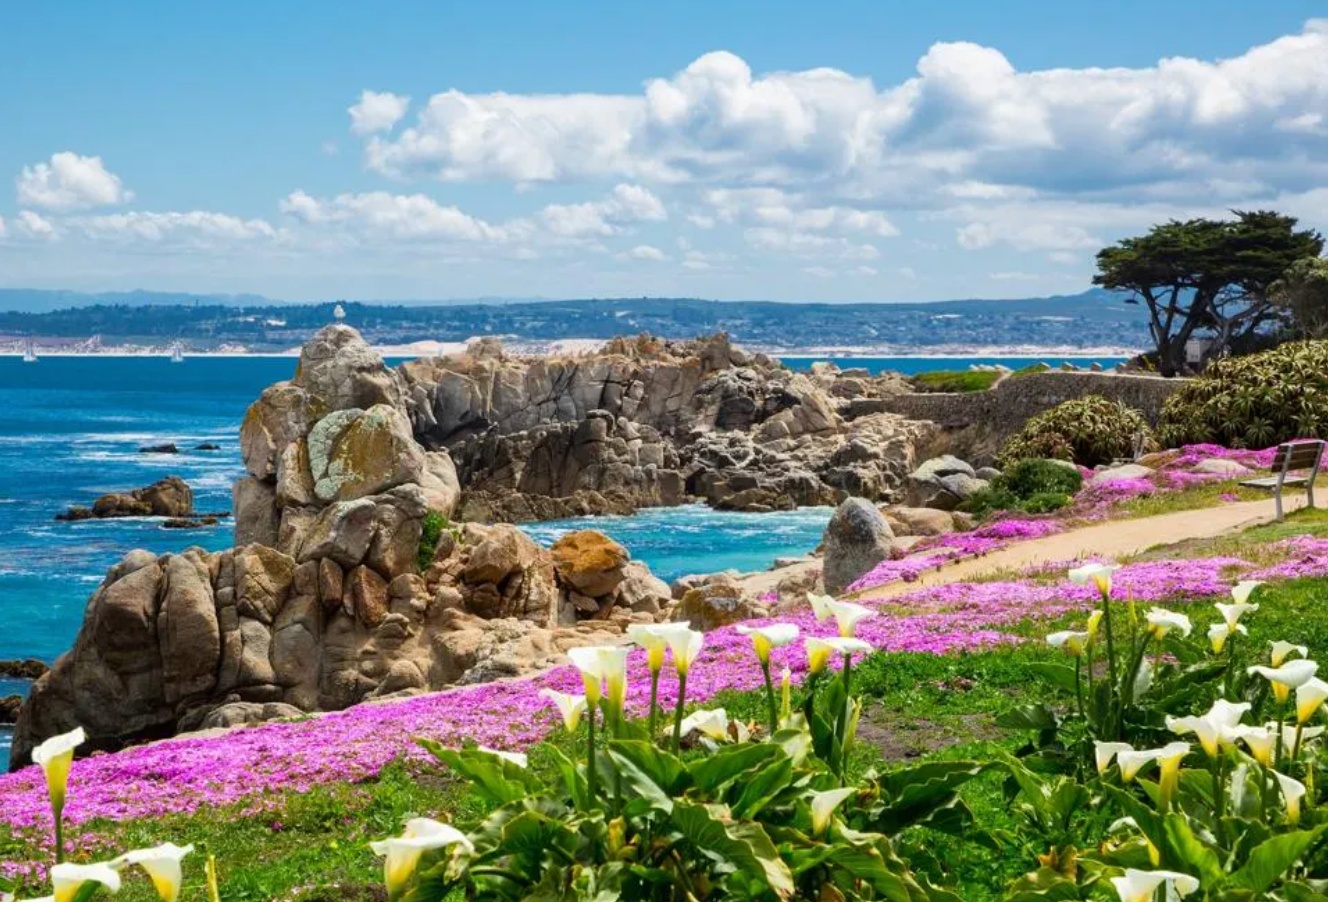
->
[{"left": 2, "top": 1, "right": 1326, "bottom": 302}]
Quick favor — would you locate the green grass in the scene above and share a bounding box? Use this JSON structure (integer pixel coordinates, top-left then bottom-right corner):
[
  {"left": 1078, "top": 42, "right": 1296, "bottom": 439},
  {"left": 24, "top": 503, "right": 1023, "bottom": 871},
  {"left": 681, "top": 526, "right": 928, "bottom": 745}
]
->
[{"left": 912, "top": 370, "right": 1002, "bottom": 393}]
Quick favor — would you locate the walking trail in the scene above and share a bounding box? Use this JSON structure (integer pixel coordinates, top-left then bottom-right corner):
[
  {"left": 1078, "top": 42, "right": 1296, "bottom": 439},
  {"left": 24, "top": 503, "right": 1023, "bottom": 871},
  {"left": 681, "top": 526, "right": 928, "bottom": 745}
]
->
[{"left": 851, "top": 495, "right": 1308, "bottom": 602}]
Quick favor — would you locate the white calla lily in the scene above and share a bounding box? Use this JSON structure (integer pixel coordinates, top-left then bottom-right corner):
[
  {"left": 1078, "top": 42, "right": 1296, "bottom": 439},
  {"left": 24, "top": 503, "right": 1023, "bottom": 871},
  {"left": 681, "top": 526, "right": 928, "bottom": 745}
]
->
[
  {"left": 1296, "top": 678, "right": 1328, "bottom": 724},
  {"left": 1215, "top": 600, "right": 1258, "bottom": 629},
  {"left": 809, "top": 594, "right": 875, "bottom": 637},
  {"left": 809, "top": 787, "right": 857, "bottom": 836},
  {"left": 816, "top": 636, "right": 873, "bottom": 658},
  {"left": 1110, "top": 869, "right": 1199, "bottom": 902},
  {"left": 1133, "top": 659, "right": 1154, "bottom": 699},
  {"left": 1249, "top": 659, "right": 1320, "bottom": 703},
  {"left": 1116, "top": 748, "right": 1159, "bottom": 783},
  {"left": 114, "top": 843, "right": 194, "bottom": 902},
  {"left": 1144, "top": 608, "right": 1192, "bottom": 639},
  {"left": 1165, "top": 699, "right": 1250, "bottom": 757},
  {"left": 1274, "top": 722, "right": 1325, "bottom": 757},
  {"left": 370, "top": 818, "right": 474, "bottom": 900},
  {"left": 1230, "top": 581, "right": 1263, "bottom": 605},
  {"left": 32, "top": 727, "right": 85, "bottom": 812},
  {"left": 1275, "top": 771, "right": 1308, "bottom": 823},
  {"left": 667, "top": 628, "right": 705, "bottom": 676},
  {"left": 735, "top": 623, "right": 800, "bottom": 663},
  {"left": 1047, "top": 630, "right": 1091, "bottom": 656},
  {"left": 626, "top": 622, "right": 693, "bottom": 673},
  {"left": 51, "top": 862, "right": 121, "bottom": 902},
  {"left": 678, "top": 708, "right": 731, "bottom": 742},
  {"left": 1069, "top": 562, "right": 1120, "bottom": 596},
  {"left": 1208, "top": 622, "right": 1246, "bottom": 654},
  {"left": 1271, "top": 641, "right": 1309, "bottom": 667},
  {"left": 539, "top": 689, "right": 587, "bottom": 734},
  {"left": 1094, "top": 741, "right": 1133, "bottom": 775},
  {"left": 568, "top": 645, "right": 630, "bottom": 710},
  {"left": 1237, "top": 725, "right": 1277, "bottom": 767}
]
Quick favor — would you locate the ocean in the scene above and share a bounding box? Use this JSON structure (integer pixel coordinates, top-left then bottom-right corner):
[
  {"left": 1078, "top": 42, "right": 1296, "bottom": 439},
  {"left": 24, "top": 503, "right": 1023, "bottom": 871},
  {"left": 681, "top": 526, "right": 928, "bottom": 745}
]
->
[{"left": 0, "top": 350, "right": 1119, "bottom": 768}]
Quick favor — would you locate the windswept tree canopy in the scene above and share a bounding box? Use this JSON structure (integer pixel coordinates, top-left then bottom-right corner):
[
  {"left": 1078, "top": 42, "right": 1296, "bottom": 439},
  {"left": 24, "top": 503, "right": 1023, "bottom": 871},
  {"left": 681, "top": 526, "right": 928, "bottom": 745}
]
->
[
  {"left": 1270, "top": 256, "right": 1328, "bottom": 340},
  {"left": 1093, "top": 211, "right": 1322, "bottom": 375}
]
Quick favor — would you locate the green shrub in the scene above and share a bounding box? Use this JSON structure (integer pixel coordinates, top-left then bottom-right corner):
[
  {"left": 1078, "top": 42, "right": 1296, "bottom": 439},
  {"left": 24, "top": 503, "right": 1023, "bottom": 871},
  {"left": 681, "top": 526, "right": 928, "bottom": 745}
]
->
[
  {"left": 912, "top": 369, "right": 1002, "bottom": 393},
  {"left": 1157, "top": 339, "right": 1328, "bottom": 448},
  {"left": 416, "top": 510, "right": 455, "bottom": 571},
  {"left": 998, "top": 457, "right": 1083, "bottom": 498},
  {"left": 1020, "top": 491, "right": 1072, "bottom": 514},
  {"left": 998, "top": 395, "right": 1155, "bottom": 467}
]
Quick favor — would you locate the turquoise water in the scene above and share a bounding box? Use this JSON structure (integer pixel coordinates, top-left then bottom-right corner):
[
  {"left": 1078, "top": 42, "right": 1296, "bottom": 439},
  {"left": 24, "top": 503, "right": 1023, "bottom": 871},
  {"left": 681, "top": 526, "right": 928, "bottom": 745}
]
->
[{"left": 781, "top": 355, "right": 1127, "bottom": 375}]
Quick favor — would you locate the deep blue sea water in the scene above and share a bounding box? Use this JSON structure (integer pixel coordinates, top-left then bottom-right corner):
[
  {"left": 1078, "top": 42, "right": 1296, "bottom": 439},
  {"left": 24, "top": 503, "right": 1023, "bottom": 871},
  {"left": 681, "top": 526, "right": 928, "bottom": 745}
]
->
[{"left": 0, "top": 350, "right": 1110, "bottom": 768}]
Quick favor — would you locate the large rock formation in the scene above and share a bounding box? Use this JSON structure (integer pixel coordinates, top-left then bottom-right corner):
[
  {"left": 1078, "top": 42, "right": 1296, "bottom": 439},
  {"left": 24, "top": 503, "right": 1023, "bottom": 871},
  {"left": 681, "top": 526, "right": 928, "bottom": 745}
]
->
[
  {"left": 57, "top": 476, "right": 196, "bottom": 521},
  {"left": 822, "top": 498, "right": 896, "bottom": 595}
]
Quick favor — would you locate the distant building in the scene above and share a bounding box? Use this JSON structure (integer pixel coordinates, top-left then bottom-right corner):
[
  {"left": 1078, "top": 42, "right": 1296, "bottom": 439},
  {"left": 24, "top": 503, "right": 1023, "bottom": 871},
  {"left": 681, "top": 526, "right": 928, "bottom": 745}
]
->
[{"left": 1185, "top": 337, "right": 1216, "bottom": 366}]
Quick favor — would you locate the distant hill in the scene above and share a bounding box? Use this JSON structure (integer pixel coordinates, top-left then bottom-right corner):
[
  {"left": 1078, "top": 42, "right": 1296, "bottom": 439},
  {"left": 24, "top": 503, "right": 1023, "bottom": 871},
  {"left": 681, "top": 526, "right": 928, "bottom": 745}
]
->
[{"left": 0, "top": 289, "right": 1150, "bottom": 351}]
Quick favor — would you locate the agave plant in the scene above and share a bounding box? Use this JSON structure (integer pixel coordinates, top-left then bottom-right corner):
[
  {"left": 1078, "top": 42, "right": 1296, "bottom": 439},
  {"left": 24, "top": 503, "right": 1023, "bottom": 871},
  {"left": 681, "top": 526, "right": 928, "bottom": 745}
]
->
[{"left": 999, "top": 396, "right": 1156, "bottom": 468}]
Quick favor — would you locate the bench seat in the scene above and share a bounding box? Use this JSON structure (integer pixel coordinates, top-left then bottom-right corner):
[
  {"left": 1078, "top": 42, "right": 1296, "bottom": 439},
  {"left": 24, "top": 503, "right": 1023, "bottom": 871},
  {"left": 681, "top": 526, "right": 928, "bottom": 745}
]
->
[
  {"left": 1240, "top": 475, "right": 1312, "bottom": 488},
  {"left": 1238, "top": 439, "right": 1325, "bottom": 521}
]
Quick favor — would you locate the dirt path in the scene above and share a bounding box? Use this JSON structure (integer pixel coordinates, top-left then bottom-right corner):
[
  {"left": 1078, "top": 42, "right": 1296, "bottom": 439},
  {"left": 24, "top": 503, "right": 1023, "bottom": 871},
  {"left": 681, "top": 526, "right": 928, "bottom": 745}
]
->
[{"left": 851, "top": 495, "right": 1307, "bottom": 602}]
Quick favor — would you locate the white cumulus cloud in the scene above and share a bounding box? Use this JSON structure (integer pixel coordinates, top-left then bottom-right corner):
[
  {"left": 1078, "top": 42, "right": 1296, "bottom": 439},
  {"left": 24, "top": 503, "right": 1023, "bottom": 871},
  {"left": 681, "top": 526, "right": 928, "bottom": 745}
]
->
[
  {"left": 280, "top": 190, "right": 528, "bottom": 242},
  {"left": 541, "top": 183, "right": 667, "bottom": 237},
  {"left": 16, "top": 153, "right": 132, "bottom": 211},
  {"left": 349, "top": 90, "right": 411, "bottom": 135}
]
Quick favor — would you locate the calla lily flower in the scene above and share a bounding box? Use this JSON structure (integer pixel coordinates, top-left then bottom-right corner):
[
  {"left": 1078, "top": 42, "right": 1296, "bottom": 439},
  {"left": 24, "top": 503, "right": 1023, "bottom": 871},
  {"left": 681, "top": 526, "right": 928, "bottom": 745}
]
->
[
  {"left": 809, "top": 787, "right": 856, "bottom": 836},
  {"left": 51, "top": 862, "right": 121, "bottom": 902},
  {"left": 1237, "top": 725, "right": 1277, "bottom": 767},
  {"left": 1116, "top": 748, "right": 1159, "bottom": 782},
  {"left": 1297, "top": 678, "right": 1328, "bottom": 724},
  {"left": 1271, "top": 641, "right": 1309, "bottom": 667},
  {"left": 539, "top": 689, "right": 587, "bottom": 734},
  {"left": 1275, "top": 771, "right": 1307, "bottom": 823},
  {"left": 477, "top": 746, "right": 528, "bottom": 768},
  {"left": 1085, "top": 610, "right": 1104, "bottom": 644},
  {"left": 370, "top": 818, "right": 474, "bottom": 900},
  {"left": 1069, "top": 562, "right": 1120, "bottom": 596},
  {"left": 1144, "top": 608, "right": 1192, "bottom": 639},
  {"left": 667, "top": 628, "right": 705, "bottom": 676},
  {"left": 1215, "top": 600, "right": 1258, "bottom": 629},
  {"left": 678, "top": 708, "right": 731, "bottom": 742},
  {"left": 1133, "top": 659, "right": 1154, "bottom": 699},
  {"left": 32, "top": 727, "right": 86, "bottom": 813},
  {"left": 1110, "top": 869, "right": 1199, "bottom": 902},
  {"left": 1154, "top": 742, "right": 1190, "bottom": 803},
  {"left": 114, "top": 843, "right": 194, "bottom": 902},
  {"left": 805, "top": 637, "right": 834, "bottom": 675},
  {"left": 1094, "top": 741, "right": 1133, "bottom": 775},
  {"left": 1165, "top": 699, "right": 1250, "bottom": 757},
  {"left": 625, "top": 622, "right": 693, "bottom": 674},
  {"left": 809, "top": 594, "right": 876, "bottom": 638},
  {"left": 568, "top": 645, "right": 630, "bottom": 711},
  {"left": 1249, "top": 659, "right": 1319, "bottom": 703},
  {"left": 1208, "top": 622, "right": 1246, "bottom": 654},
  {"left": 736, "top": 623, "right": 800, "bottom": 663},
  {"left": 816, "top": 636, "right": 873, "bottom": 658},
  {"left": 1231, "top": 580, "right": 1263, "bottom": 605},
  {"left": 1047, "top": 630, "right": 1090, "bottom": 656}
]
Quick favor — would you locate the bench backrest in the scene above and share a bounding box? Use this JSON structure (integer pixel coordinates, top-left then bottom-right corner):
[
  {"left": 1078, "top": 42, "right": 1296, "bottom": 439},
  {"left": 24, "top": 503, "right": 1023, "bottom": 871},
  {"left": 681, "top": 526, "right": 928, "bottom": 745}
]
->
[{"left": 1273, "top": 440, "right": 1326, "bottom": 473}]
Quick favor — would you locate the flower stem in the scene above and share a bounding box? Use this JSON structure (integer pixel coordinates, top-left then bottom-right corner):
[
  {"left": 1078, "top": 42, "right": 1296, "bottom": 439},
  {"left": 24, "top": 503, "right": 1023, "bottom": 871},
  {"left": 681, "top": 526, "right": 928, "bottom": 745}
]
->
[
  {"left": 760, "top": 659, "right": 778, "bottom": 737},
  {"left": 648, "top": 670, "right": 660, "bottom": 739},
  {"left": 1074, "top": 658, "right": 1084, "bottom": 720},
  {"left": 1211, "top": 756, "right": 1225, "bottom": 844},
  {"left": 671, "top": 672, "right": 688, "bottom": 754},
  {"left": 1294, "top": 721, "right": 1306, "bottom": 763},
  {"left": 587, "top": 704, "right": 598, "bottom": 803},
  {"left": 53, "top": 804, "right": 64, "bottom": 865},
  {"left": 1276, "top": 696, "right": 1288, "bottom": 769},
  {"left": 834, "top": 653, "right": 854, "bottom": 780}
]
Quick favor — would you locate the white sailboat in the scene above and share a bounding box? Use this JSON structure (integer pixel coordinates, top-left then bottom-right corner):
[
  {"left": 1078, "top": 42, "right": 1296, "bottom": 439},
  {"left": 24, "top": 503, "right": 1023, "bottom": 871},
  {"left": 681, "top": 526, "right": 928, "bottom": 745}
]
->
[
  {"left": 22, "top": 340, "right": 37, "bottom": 363},
  {"left": 169, "top": 341, "right": 185, "bottom": 363}
]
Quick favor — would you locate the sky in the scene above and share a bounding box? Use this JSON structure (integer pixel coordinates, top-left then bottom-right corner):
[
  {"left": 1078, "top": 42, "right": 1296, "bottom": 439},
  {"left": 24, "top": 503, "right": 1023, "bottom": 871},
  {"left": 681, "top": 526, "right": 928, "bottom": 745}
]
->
[{"left": 2, "top": 1, "right": 1327, "bottom": 303}]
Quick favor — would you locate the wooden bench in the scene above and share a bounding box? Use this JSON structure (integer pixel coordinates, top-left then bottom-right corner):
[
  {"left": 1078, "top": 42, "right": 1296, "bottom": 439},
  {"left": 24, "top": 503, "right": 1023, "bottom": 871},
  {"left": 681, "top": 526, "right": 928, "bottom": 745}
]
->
[{"left": 1239, "top": 439, "right": 1326, "bottom": 521}]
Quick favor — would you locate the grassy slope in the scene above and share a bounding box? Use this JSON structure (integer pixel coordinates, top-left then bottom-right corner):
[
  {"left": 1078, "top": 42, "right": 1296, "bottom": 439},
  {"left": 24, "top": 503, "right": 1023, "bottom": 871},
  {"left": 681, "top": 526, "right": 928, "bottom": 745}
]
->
[{"left": 9, "top": 509, "right": 1328, "bottom": 900}]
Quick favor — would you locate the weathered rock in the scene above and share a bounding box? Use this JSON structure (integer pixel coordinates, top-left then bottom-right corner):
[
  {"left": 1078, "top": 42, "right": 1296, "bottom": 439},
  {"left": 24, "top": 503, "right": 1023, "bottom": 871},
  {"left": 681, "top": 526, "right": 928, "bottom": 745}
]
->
[
  {"left": 240, "top": 382, "right": 316, "bottom": 480},
  {"left": 615, "top": 561, "right": 672, "bottom": 616},
  {"left": 550, "top": 531, "right": 630, "bottom": 598},
  {"left": 0, "top": 695, "right": 20, "bottom": 724},
  {"left": 462, "top": 524, "right": 541, "bottom": 585},
  {"left": 822, "top": 497, "right": 895, "bottom": 595},
  {"left": 419, "top": 451, "right": 461, "bottom": 516},
  {"left": 138, "top": 443, "right": 179, "bottom": 454},
  {"left": 1193, "top": 458, "right": 1252, "bottom": 477},
  {"left": 905, "top": 455, "right": 987, "bottom": 510},
  {"left": 888, "top": 506, "right": 956, "bottom": 537},
  {"left": 344, "top": 565, "right": 389, "bottom": 626},
  {"left": 233, "top": 476, "right": 279, "bottom": 547},
  {"left": 199, "top": 701, "right": 303, "bottom": 731},
  {"left": 1090, "top": 463, "right": 1155, "bottom": 485},
  {"left": 292, "top": 324, "right": 402, "bottom": 414},
  {"left": 307, "top": 405, "right": 425, "bottom": 503},
  {"left": 674, "top": 574, "right": 766, "bottom": 631},
  {"left": 158, "top": 552, "right": 220, "bottom": 704},
  {"left": 59, "top": 476, "right": 195, "bottom": 521},
  {"left": 0, "top": 659, "right": 49, "bottom": 680}
]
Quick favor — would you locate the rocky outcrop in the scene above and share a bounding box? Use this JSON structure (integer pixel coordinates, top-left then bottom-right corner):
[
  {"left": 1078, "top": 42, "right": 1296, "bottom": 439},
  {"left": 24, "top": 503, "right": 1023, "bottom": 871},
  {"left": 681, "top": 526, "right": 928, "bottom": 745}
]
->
[
  {"left": 822, "top": 498, "right": 896, "bottom": 595},
  {"left": 57, "top": 476, "right": 195, "bottom": 521},
  {"left": 11, "top": 514, "right": 675, "bottom": 767},
  {"left": 0, "top": 659, "right": 49, "bottom": 680},
  {"left": 905, "top": 456, "right": 989, "bottom": 511}
]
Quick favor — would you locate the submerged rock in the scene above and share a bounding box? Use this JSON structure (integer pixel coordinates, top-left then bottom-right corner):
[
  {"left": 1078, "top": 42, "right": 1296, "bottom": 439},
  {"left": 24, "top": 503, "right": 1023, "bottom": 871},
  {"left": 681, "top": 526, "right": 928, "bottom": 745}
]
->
[{"left": 56, "top": 476, "right": 195, "bottom": 521}]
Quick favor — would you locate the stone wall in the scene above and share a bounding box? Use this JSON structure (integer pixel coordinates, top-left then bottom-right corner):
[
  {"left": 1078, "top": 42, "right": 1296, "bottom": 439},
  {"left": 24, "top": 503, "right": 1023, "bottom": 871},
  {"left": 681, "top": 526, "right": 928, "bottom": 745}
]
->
[{"left": 876, "top": 371, "right": 1187, "bottom": 464}]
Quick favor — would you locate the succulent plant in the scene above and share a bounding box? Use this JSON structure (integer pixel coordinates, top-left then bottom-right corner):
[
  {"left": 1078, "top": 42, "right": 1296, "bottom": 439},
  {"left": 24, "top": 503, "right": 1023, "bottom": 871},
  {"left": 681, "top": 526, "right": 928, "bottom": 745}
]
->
[{"left": 999, "top": 395, "right": 1155, "bottom": 467}]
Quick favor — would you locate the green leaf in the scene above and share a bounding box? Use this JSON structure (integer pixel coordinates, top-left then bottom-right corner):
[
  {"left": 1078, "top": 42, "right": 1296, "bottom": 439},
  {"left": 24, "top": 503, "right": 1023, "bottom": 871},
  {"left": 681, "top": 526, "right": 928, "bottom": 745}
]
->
[
  {"left": 997, "top": 704, "right": 1059, "bottom": 732},
  {"left": 732, "top": 755, "right": 795, "bottom": 819},
  {"left": 874, "top": 761, "right": 990, "bottom": 835},
  {"left": 545, "top": 745, "right": 588, "bottom": 810},
  {"left": 1228, "top": 825, "right": 1328, "bottom": 895},
  {"left": 1159, "top": 814, "right": 1222, "bottom": 888},
  {"left": 417, "top": 738, "right": 543, "bottom": 805},
  {"left": 605, "top": 739, "right": 689, "bottom": 795},
  {"left": 670, "top": 801, "right": 795, "bottom": 899},
  {"left": 1281, "top": 881, "right": 1328, "bottom": 902},
  {"left": 687, "top": 743, "right": 782, "bottom": 794},
  {"left": 606, "top": 747, "right": 674, "bottom": 814},
  {"left": 1027, "top": 662, "right": 1081, "bottom": 693}
]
